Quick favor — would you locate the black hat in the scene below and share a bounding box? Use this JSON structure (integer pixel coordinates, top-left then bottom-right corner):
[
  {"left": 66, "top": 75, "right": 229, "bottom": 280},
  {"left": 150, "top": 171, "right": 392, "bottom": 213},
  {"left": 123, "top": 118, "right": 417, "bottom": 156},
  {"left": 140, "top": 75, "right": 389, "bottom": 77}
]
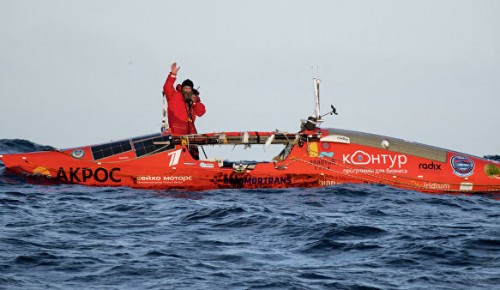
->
[{"left": 181, "top": 79, "right": 194, "bottom": 88}]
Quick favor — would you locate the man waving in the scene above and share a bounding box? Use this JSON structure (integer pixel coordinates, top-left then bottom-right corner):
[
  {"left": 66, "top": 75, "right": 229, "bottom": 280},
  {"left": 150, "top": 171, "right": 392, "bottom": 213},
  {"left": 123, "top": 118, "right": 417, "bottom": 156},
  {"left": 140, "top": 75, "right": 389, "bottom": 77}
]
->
[{"left": 163, "top": 62, "right": 206, "bottom": 135}]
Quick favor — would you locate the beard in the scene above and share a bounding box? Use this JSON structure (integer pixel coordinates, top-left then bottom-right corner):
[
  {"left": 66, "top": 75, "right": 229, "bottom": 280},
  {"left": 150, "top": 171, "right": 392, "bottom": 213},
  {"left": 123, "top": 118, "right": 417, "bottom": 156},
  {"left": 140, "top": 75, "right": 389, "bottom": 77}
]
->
[{"left": 182, "top": 91, "right": 193, "bottom": 103}]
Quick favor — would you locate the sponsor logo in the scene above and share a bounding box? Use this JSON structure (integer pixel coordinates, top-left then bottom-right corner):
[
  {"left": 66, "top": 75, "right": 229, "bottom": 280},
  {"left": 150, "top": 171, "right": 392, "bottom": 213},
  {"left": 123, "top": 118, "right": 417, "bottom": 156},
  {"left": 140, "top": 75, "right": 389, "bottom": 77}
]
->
[
  {"left": 136, "top": 175, "right": 193, "bottom": 184},
  {"left": 319, "top": 152, "right": 334, "bottom": 158},
  {"left": 342, "top": 168, "right": 408, "bottom": 175},
  {"left": 168, "top": 149, "right": 182, "bottom": 166},
  {"left": 163, "top": 176, "right": 192, "bottom": 182},
  {"left": 200, "top": 162, "right": 215, "bottom": 168},
  {"left": 336, "top": 136, "right": 350, "bottom": 142},
  {"left": 343, "top": 150, "right": 407, "bottom": 168},
  {"left": 33, "top": 167, "right": 51, "bottom": 177},
  {"left": 418, "top": 161, "right": 442, "bottom": 171},
  {"left": 484, "top": 164, "right": 500, "bottom": 178},
  {"left": 137, "top": 176, "right": 162, "bottom": 181},
  {"left": 459, "top": 182, "right": 474, "bottom": 191},
  {"left": 308, "top": 142, "right": 319, "bottom": 158},
  {"left": 71, "top": 149, "right": 85, "bottom": 159},
  {"left": 322, "top": 143, "right": 330, "bottom": 150},
  {"left": 223, "top": 176, "right": 292, "bottom": 185},
  {"left": 57, "top": 167, "right": 121, "bottom": 183},
  {"left": 321, "top": 135, "right": 350, "bottom": 144},
  {"left": 423, "top": 182, "right": 451, "bottom": 190},
  {"left": 311, "top": 159, "right": 332, "bottom": 170},
  {"left": 450, "top": 155, "right": 474, "bottom": 177},
  {"left": 319, "top": 179, "right": 337, "bottom": 186}
]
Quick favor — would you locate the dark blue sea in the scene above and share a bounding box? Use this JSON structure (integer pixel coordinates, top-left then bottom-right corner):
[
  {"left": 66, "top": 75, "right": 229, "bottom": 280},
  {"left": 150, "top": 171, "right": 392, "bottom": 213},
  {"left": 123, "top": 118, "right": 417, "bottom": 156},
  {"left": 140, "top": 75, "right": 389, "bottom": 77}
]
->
[{"left": 1, "top": 140, "right": 499, "bottom": 290}]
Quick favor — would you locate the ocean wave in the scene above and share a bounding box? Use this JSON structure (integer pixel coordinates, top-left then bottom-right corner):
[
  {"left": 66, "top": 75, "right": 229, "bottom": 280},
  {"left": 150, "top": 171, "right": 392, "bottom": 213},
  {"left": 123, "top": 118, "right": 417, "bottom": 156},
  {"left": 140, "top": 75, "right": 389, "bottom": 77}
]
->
[
  {"left": 484, "top": 155, "right": 500, "bottom": 162},
  {"left": 0, "top": 139, "right": 55, "bottom": 154}
]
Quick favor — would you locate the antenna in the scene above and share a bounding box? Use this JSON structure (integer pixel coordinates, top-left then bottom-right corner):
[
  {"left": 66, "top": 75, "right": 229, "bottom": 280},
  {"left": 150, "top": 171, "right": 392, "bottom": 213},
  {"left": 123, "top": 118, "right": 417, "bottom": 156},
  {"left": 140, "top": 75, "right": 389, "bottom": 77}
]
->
[
  {"left": 313, "top": 78, "right": 321, "bottom": 120},
  {"left": 301, "top": 65, "right": 338, "bottom": 132},
  {"left": 312, "top": 65, "right": 322, "bottom": 124}
]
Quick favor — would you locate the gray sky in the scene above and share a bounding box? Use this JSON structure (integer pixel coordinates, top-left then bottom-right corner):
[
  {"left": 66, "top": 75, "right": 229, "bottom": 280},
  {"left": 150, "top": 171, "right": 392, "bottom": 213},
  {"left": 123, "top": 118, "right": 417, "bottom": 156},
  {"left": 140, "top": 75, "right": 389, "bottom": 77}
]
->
[{"left": 1, "top": 0, "right": 499, "bottom": 158}]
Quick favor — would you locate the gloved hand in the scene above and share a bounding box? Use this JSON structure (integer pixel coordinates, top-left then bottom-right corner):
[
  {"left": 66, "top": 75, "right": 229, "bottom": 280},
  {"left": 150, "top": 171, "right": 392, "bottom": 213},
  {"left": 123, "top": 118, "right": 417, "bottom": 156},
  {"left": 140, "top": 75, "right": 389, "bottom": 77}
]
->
[{"left": 191, "top": 95, "right": 200, "bottom": 103}]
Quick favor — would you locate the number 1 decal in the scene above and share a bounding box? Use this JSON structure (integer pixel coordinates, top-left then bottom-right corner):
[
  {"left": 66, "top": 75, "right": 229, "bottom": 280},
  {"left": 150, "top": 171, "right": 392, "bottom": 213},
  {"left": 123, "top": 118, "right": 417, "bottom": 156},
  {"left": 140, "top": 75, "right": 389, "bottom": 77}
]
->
[{"left": 168, "top": 149, "right": 182, "bottom": 166}]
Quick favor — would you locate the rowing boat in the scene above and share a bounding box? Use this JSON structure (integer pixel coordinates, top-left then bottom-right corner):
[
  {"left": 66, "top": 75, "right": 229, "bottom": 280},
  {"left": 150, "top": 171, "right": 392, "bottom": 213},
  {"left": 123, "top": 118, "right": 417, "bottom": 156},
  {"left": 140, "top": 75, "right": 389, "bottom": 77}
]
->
[{"left": 1, "top": 78, "right": 499, "bottom": 193}]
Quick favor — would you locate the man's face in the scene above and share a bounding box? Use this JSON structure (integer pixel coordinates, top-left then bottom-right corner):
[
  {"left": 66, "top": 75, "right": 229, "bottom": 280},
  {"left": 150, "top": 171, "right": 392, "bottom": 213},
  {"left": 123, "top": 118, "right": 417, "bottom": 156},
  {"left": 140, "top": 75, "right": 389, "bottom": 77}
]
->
[{"left": 182, "top": 86, "right": 193, "bottom": 102}]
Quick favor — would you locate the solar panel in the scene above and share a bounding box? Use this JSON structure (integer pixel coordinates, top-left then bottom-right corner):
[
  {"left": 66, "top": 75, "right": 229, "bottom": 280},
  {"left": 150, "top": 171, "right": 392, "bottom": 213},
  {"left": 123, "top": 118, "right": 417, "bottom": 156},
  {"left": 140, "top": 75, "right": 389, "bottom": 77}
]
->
[
  {"left": 133, "top": 135, "right": 174, "bottom": 157},
  {"left": 90, "top": 134, "right": 174, "bottom": 160},
  {"left": 91, "top": 140, "right": 133, "bottom": 160}
]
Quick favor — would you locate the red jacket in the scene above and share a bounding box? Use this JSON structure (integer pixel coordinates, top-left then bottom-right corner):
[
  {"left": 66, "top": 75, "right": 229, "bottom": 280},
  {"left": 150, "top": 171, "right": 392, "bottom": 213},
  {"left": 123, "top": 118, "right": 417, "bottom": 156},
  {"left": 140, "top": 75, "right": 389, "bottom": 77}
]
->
[{"left": 163, "top": 73, "right": 206, "bottom": 135}]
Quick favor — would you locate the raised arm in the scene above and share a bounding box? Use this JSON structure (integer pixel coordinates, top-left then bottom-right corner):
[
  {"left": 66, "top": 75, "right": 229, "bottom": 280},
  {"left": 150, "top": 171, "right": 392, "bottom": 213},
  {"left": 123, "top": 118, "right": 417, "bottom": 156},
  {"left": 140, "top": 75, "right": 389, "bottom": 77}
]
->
[{"left": 163, "top": 62, "right": 180, "bottom": 101}]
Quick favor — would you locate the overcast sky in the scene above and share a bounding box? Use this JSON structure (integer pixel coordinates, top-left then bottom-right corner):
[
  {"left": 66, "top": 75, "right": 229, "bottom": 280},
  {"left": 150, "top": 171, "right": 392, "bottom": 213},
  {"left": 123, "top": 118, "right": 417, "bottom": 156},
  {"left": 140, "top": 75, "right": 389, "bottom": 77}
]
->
[{"left": 1, "top": 0, "right": 499, "bottom": 158}]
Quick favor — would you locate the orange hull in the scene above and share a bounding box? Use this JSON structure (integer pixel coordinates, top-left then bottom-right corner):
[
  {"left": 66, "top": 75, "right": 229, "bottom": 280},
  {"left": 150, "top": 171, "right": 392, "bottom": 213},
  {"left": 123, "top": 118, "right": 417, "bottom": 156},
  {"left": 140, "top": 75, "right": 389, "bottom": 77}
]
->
[{"left": 1, "top": 128, "right": 500, "bottom": 193}]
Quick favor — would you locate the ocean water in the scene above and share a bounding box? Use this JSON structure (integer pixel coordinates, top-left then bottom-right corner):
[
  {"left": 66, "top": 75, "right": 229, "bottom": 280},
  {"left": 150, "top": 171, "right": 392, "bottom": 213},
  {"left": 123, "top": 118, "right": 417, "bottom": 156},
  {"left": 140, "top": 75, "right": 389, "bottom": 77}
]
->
[{"left": 1, "top": 140, "right": 499, "bottom": 290}]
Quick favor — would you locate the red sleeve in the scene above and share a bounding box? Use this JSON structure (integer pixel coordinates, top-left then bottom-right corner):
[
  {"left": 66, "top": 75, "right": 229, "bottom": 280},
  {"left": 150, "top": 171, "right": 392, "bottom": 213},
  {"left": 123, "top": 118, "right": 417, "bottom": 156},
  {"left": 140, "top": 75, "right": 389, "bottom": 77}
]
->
[
  {"left": 163, "top": 73, "right": 177, "bottom": 103},
  {"left": 192, "top": 101, "right": 206, "bottom": 117}
]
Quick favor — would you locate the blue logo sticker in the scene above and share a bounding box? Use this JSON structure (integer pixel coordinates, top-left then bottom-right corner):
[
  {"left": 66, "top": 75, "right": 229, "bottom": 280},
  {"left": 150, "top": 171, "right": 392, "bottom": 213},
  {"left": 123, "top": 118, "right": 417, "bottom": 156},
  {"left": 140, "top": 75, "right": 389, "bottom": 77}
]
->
[
  {"left": 322, "top": 143, "right": 330, "bottom": 150},
  {"left": 319, "top": 152, "right": 334, "bottom": 158},
  {"left": 450, "top": 155, "right": 474, "bottom": 177},
  {"left": 71, "top": 149, "right": 85, "bottom": 159},
  {"left": 200, "top": 162, "right": 215, "bottom": 168}
]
